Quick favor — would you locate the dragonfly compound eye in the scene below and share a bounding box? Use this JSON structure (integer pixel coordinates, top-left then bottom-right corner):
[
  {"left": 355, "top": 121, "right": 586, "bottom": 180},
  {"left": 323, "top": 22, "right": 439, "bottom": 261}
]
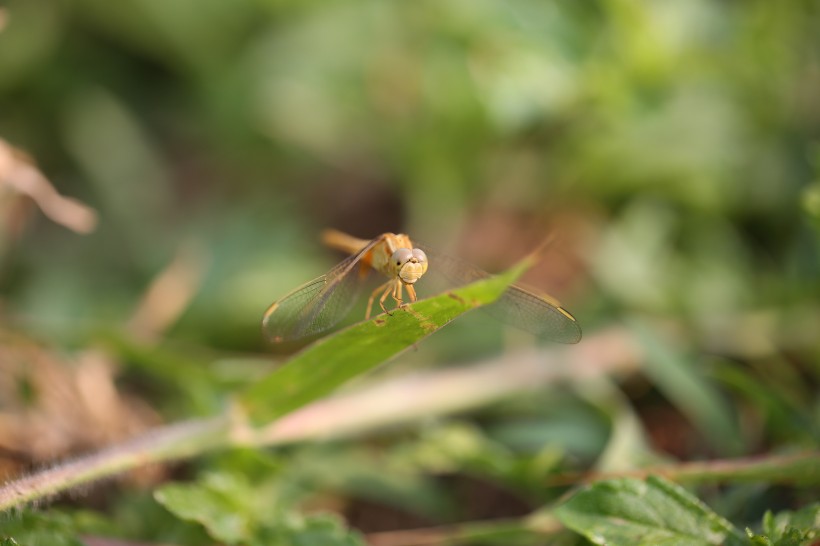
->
[
  {"left": 391, "top": 248, "right": 413, "bottom": 267},
  {"left": 411, "top": 248, "right": 427, "bottom": 263}
]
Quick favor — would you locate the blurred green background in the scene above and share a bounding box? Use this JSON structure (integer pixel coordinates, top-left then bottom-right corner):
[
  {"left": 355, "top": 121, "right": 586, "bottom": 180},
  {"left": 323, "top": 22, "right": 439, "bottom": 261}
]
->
[
  {"left": 0, "top": 0, "right": 818, "bottom": 539},
  {"left": 2, "top": 0, "right": 819, "bottom": 346}
]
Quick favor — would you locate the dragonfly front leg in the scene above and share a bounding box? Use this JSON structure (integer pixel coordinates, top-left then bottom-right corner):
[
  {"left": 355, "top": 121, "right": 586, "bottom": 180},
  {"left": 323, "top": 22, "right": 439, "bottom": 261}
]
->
[
  {"left": 404, "top": 284, "right": 417, "bottom": 305},
  {"left": 366, "top": 280, "right": 392, "bottom": 320},
  {"left": 379, "top": 280, "right": 399, "bottom": 315},
  {"left": 391, "top": 282, "right": 417, "bottom": 311},
  {"left": 394, "top": 282, "right": 404, "bottom": 307}
]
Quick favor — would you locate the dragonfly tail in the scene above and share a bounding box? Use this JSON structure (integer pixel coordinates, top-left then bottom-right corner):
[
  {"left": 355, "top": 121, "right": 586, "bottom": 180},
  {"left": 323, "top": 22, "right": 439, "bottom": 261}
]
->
[{"left": 321, "top": 229, "right": 372, "bottom": 255}]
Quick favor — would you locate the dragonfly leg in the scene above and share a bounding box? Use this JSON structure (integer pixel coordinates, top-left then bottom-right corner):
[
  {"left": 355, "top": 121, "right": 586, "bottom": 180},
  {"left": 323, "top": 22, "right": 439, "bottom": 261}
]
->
[
  {"left": 379, "top": 280, "right": 398, "bottom": 315},
  {"left": 394, "top": 282, "right": 404, "bottom": 306},
  {"left": 366, "top": 280, "right": 392, "bottom": 320},
  {"left": 404, "top": 284, "right": 417, "bottom": 306}
]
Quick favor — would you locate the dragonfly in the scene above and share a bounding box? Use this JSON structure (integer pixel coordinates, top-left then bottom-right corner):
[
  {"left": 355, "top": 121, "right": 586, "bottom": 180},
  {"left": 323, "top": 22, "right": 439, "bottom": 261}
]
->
[{"left": 262, "top": 229, "right": 582, "bottom": 344}]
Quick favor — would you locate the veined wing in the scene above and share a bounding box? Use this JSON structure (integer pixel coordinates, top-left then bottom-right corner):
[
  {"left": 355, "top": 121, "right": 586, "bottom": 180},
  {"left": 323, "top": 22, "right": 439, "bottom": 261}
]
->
[
  {"left": 262, "top": 238, "right": 382, "bottom": 342},
  {"left": 418, "top": 245, "right": 582, "bottom": 344}
]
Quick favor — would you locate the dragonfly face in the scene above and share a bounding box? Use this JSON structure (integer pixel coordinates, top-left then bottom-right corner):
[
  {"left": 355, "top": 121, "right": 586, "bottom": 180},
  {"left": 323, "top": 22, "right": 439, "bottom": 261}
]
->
[{"left": 391, "top": 248, "right": 428, "bottom": 285}]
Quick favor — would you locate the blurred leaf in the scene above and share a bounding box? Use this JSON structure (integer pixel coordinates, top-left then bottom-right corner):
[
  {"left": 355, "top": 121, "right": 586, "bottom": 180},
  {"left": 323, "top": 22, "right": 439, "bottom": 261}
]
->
[
  {"left": 155, "top": 472, "right": 363, "bottom": 546},
  {"left": 254, "top": 513, "right": 365, "bottom": 546},
  {"left": 0, "top": 0, "right": 63, "bottom": 91},
  {"left": 398, "top": 421, "right": 516, "bottom": 476},
  {"left": 61, "top": 87, "right": 172, "bottom": 251},
  {"left": 632, "top": 318, "right": 743, "bottom": 455},
  {"left": 102, "top": 333, "right": 233, "bottom": 416},
  {"left": 487, "top": 407, "right": 609, "bottom": 459},
  {"left": 239, "top": 257, "right": 531, "bottom": 425},
  {"left": 802, "top": 183, "right": 820, "bottom": 226},
  {"left": 155, "top": 473, "right": 257, "bottom": 543},
  {"left": 591, "top": 379, "right": 664, "bottom": 472},
  {"left": 554, "top": 476, "right": 747, "bottom": 546},
  {"left": 712, "top": 360, "right": 817, "bottom": 443},
  {"left": 285, "top": 445, "right": 456, "bottom": 521},
  {"left": 0, "top": 511, "right": 87, "bottom": 546},
  {"left": 376, "top": 519, "right": 559, "bottom": 546},
  {"left": 754, "top": 504, "right": 820, "bottom": 546}
]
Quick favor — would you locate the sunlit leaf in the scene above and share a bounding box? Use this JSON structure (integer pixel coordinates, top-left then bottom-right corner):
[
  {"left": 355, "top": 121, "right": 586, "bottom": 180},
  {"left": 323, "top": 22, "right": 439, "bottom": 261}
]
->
[
  {"left": 155, "top": 473, "right": 256, "bottom": 544},
  {"left": 554, "top": 476, "right": 747, "bottom": 546},
  {"left": 155, "top": 472, "right": 364, "bottom": 546}
]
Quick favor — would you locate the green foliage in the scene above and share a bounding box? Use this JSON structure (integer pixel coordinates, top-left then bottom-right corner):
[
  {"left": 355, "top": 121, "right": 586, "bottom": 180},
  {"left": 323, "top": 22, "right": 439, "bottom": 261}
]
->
[
  {"left": 0, "top": 512, "right": 88, "bottom": 546},
  {"left": 555, "top": 476, "right": 747, "bottom": 546},
  {"left": 747, "top": 504, "right": 820, "bottom": 546},
  {"left": 155, "top": 474, "right": 257, "bottom": 543},
  {"left": 554, "top": 478, "right": 820, "bottom": 546},
  {"left": 0, "top": 0, "right": 817, "bottom": 542},
  {"left": 632, "top": 319, "right": 743, "bottom": 455},
  {"left": 155, "top": 472, "right": 364, "bottom": 546}
]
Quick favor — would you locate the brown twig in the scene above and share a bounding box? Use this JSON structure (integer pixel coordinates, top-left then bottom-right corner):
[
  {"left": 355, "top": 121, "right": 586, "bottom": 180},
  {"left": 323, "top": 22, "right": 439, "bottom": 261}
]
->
[{"left": 0, "top": 138, "right": 98, "bottom": 233}]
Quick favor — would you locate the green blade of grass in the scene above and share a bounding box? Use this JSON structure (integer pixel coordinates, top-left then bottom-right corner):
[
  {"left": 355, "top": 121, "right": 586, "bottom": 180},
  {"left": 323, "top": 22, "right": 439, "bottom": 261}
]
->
[
  {"left": 630, "top": 318, "right": 743, "bottom": 456},
  {"left": 238, "top": 257, "right": 533, "bottom": 425}
]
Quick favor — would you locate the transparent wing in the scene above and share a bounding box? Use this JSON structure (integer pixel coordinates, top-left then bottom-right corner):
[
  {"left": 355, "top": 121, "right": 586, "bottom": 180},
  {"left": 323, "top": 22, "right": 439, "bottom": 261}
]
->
[
  {"left": 418, "top": 245, "right": 582, "bottom": 344},
  {"left": 262, "top": 238, "right": 381, "bottom": 342}
]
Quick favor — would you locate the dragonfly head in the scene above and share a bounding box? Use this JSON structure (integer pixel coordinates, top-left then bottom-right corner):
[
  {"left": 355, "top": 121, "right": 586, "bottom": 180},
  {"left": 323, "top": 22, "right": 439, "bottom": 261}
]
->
[{"left": 391, "top": 248, "right": 428, "bottom": 285}]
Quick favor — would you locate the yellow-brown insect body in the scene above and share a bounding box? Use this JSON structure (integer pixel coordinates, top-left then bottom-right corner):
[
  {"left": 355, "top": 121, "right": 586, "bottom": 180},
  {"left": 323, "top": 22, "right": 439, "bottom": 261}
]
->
[
  {"left": 264, "top": 229, "right": 581, "bottom": 344},
  {"left": 321, "top": 230, "right": 428, "bottom": 318}
]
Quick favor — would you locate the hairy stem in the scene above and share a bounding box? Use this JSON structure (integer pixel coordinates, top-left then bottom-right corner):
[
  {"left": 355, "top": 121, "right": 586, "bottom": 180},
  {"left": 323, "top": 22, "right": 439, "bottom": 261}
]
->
[{"left": 0, "top": 417, "right": 230, "bottom": 512}]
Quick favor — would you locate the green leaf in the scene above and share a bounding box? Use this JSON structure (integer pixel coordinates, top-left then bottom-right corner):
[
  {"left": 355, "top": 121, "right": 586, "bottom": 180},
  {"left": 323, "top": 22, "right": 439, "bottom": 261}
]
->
[
  {"left": 631, "top": 319, "right": 743, "bottom": 456},
  {"left": 0, "top": 511, "right": 87, "bottom": 546},
  {"left": 155, "top": 473, "right": 257, "bottom": 544},
  {"left": 289, "top": 446, "right": 456, "bottom": 521},
  {"left": 254, "top": 513, "right": 365, "bottom": 546},
  {"left": 554, "top": 475, "right": 747, "bottom": 546},
  {"left": 239, "top": 257, "right": 531, "bottom": 425},
  {"left": 755, "top": 504, "right": 820, "bottom": 546},
  {"left": 155, "top": 472, "right": 365, "bottom": 546}
]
